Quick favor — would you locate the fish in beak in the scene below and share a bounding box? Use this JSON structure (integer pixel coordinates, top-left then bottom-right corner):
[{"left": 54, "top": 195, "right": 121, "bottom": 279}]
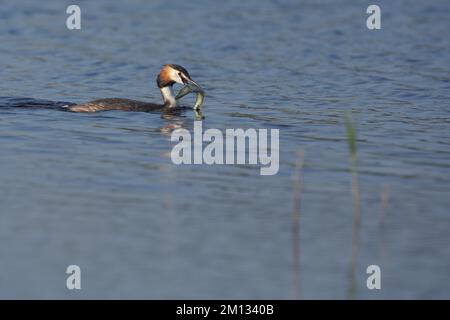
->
[{"left": 176, "top": 77, "right": 205, "bottom": 110}]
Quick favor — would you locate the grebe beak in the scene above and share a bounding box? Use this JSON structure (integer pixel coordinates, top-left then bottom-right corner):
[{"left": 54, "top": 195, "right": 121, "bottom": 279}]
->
[
  {"left": 175, "top": 80, "right": 203, "bottom": 100},
  {"left": 183, "top": 77, "right": 203, "bottom": 93},
  {"left": 178, "top": 72, "right": 203, "bottom": 93}
]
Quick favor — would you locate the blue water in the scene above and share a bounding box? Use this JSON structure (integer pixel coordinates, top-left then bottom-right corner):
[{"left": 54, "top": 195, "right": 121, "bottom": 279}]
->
[{"left": 0, "top": 0, "right": 449, "bottom": 298}]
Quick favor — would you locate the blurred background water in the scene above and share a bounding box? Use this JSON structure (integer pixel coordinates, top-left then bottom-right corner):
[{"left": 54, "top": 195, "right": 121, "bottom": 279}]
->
[{"left": 0, "top": 0, "right": 449, "bottom": 298}]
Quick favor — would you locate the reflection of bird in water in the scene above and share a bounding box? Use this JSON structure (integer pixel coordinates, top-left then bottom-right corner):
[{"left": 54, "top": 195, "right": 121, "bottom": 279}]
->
[
  {"left": 68, "top": 64, "right": 203, "bottom": 113},
  {"left": 158, "top": 106, "right": 204, "bottom": 137}
]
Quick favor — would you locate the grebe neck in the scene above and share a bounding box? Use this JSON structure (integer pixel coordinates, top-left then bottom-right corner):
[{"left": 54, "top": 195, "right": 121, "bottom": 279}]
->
[{"left": 160, "top": 86, "right": 176, "bottom": 108}]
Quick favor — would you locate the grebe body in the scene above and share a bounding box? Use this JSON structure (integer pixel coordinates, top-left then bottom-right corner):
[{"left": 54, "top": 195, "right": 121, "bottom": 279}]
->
[{"left": 69, "top": 64, "right": 202, "bottom": 113}]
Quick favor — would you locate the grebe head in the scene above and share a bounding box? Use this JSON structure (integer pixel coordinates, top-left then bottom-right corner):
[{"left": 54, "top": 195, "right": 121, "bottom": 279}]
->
[
  {"left": 156, "top": 64, "right": 203, "bottom": 108},
  {"left": 157, "top": 64, "right": 201, "bottom": 90},
  {"left": 156, "top": 64, "right": 198, "bottom": 88}
]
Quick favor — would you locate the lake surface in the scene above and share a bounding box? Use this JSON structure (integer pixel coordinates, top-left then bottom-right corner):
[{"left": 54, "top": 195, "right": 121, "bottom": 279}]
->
[{"left": 0, "top": 0, "right": 449, "bottom": 298}]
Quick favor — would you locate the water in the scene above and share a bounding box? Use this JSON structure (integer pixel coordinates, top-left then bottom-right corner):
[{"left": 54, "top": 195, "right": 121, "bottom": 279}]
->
[{"left": 0, "top": 0, "right": 449, "bottom": 299}]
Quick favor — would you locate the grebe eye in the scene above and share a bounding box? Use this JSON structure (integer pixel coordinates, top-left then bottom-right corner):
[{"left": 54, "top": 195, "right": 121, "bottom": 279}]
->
[{"left": 179, "top": 73, "right": 188, "bottom": 84}]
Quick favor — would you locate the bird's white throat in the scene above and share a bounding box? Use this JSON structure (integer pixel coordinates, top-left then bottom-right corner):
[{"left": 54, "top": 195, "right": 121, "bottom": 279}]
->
[{"left": 160, "top": 86, "right": 176, "bottom": 108}]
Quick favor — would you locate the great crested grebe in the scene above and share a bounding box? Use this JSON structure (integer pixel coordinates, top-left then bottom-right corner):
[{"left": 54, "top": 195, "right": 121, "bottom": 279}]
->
[{"left": 68, "top": 64, "right": 203, "bottom": 113}]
